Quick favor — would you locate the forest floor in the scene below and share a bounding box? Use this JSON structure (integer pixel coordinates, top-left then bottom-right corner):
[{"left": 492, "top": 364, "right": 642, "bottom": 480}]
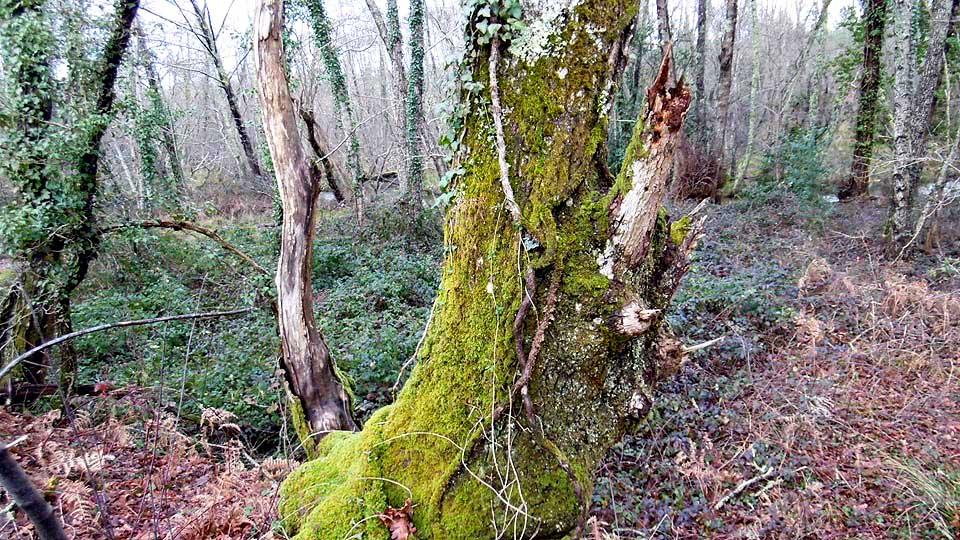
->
[
  {"left": 591, "top": 197, "right": 960, "bottom": 539},
  {"left": 1, "top": 196, "right": 958, "bottom": 539}
]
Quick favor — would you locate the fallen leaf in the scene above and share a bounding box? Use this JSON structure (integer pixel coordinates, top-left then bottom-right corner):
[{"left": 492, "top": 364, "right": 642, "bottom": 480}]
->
[{"left": 378, "top": 498, "right": 416, "bottom": 540}]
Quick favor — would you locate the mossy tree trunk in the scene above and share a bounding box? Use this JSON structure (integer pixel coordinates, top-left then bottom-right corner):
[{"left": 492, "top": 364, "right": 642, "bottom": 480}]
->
[
  {"left": 278, "top": 1, "right": 699, "bottom": 538},
  {"left": 404, "top": 0, "right": 426, "bottom": 212},
  {"left": 254, "top": 0, "right": 357, "bottom": 456}
]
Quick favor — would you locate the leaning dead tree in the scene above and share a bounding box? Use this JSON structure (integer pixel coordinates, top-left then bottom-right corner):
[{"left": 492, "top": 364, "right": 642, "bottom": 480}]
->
[
  {"left": 277, "top": 1, "right": 700, "bottom": 537},
  {"left": 254, "top": 0, "right": 357, "bottom": 456}
]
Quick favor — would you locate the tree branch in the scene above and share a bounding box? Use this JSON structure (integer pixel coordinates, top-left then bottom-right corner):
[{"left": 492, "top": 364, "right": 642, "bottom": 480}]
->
[
  {"left": 0, "top": 307, "right": 254, "bottom": 382},
  {"left": 103, "top": 220, "right": 269, "bottom": 275},
  {"left": 0, "top": 443, "right": 66, "bottom": 540}
]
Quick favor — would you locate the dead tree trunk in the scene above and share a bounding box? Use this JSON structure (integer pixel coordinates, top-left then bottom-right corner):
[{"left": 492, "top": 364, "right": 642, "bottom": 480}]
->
[
  {"left": 840, "top": 0, "right": 888, "bottom": 199},
  {"left": 254, "top": 0, "right": 357, "bottom": 455},
  {"left": 277, "top": 3, "right": 700, "bottom": 538}
]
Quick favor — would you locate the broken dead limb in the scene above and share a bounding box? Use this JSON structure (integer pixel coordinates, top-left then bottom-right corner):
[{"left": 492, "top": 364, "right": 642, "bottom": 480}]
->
[
  {"left": 103, "top": 219, "right": 269, "bottom": 275},
  {"left": 683, "top": 336, "right": 725, "bottom": 354},
  {"left": 713, "top": 465, "right": 777, "bottom": 511},
  {"left": 0, "top": 307, "right": 254, "bottom": 382}
]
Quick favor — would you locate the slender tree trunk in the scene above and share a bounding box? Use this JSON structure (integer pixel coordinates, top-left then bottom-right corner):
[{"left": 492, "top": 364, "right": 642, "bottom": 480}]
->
[
  {"left": 904, "top": 0, "right": 959, "bottom": 185},
  {"left": 734, "top": 0, "right": 761, "bottom": 192},
  {"left": 841, "top": 0, "right": 888, "bottom": 199},
  {"left": 299, "top": 107, "right": 352, "bottom": 203},
  {"left": 889, "top": 0, "right": 918, "bottom": 247},
  {"left": 692, "top": 0, "right": 708, "bottom": 140},
  {"left": 254, "top": 0, "right": 357, "bottom": 456},
  {"left": 715, "top": 0, "right": 739, "bottom": 165},
  {"left": 655, "top": 0, "right": 676, "bottom": 85},
  {"left": 278, "top": 3, "right": 699, "bottom": 538},
  {"left": 404, "top": 0, "right": 426, "bottom": 211},
  {"left": 364, "top": 0, "right": 410, "bottom": 198},
  {"left": 135, "top": 24, "right": 187, "bottom": 200},
  {"left": 189, "top": 0, "right": 263, "bottom": 183},
  {"left": 655, "top": 0, "right": 672, "bottom": 52}
]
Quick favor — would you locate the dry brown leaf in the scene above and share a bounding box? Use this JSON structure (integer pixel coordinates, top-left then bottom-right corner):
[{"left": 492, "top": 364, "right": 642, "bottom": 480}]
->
[{"left": 378, "top": 498, "right": 417, "bottom": 540}]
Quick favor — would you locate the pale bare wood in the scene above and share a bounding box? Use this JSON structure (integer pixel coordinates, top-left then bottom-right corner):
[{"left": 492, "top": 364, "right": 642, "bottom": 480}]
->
[{"left": 254, "top": 0, "right": 357, "bottom": 438}]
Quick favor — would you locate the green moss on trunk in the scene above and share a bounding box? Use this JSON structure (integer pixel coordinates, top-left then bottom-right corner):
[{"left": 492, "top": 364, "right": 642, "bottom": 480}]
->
[{"left": 279, "top": 1, "right": 693, "bottom": 538}]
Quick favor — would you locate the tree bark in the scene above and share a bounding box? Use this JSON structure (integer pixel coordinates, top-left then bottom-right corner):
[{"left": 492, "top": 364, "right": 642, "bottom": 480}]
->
[
  {"left": 734, "top": 0, "right": 761, "bottom": 191},
  {"left": 840, "top": 0, "right": 888, "bottom": 199},
  {"left": 277, "top": 3, "right": 699, "bottom": 538},
  {"left": 299, "top": 106, "right": 353, "bottom": 203},
  {"left": 715, "top": 0, "right": 739, "bottom": 165},
  {"left": 188, "top": 0, "right": 264, "bottom": 184},
  {"left": 888, "top": 0, "right": 955, "bottom": 249},
  {"left": 254, "top": 0, "right": 357, "bottom": 455},
  {"left": 655, "top": 0, "right": 676, "bottom": 85},
  {"left": 889, "top": 0, "right": 918, "bottom": 247}
]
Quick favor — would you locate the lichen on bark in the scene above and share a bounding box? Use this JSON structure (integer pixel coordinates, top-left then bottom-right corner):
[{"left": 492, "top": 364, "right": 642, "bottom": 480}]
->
[{"left": 279, "top": 1, "right": 698, "bottom": 538}]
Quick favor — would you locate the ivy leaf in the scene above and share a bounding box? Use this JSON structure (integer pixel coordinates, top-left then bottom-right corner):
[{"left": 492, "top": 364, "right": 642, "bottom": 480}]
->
[{"left": 378, "top": 498, "right": 417, "bottom": 540}]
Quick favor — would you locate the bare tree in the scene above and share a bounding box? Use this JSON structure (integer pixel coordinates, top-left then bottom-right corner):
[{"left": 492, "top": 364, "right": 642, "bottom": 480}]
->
[
  {"left": 254, "top": 0, "right": 357, "bottom": 454},
  {"left": 179, "top": 0, "right": 264, "bottom": 183}
]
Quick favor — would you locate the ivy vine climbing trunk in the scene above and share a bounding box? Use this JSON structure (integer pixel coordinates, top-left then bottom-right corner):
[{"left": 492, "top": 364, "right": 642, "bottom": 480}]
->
[
  {"left": 404, "top": 0, "right": 426, "bottom": 212},
  {"left": 303, "top": 0, "right": 366, "bottom": 224},
  {"left": 254, "top": 0, "right": 357, "bottom": 456},
  {"left": 840, "top": 0, "right": 888, "bottom": 200},
  {"left": 135, "top": 24, "right": 187, "bottom": 207},
  {"left": 277, "top": 1, "right": 700, "bottom": 538},
  {"left": 0, "top": 0, "right": 140, "bottom": 392}
]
